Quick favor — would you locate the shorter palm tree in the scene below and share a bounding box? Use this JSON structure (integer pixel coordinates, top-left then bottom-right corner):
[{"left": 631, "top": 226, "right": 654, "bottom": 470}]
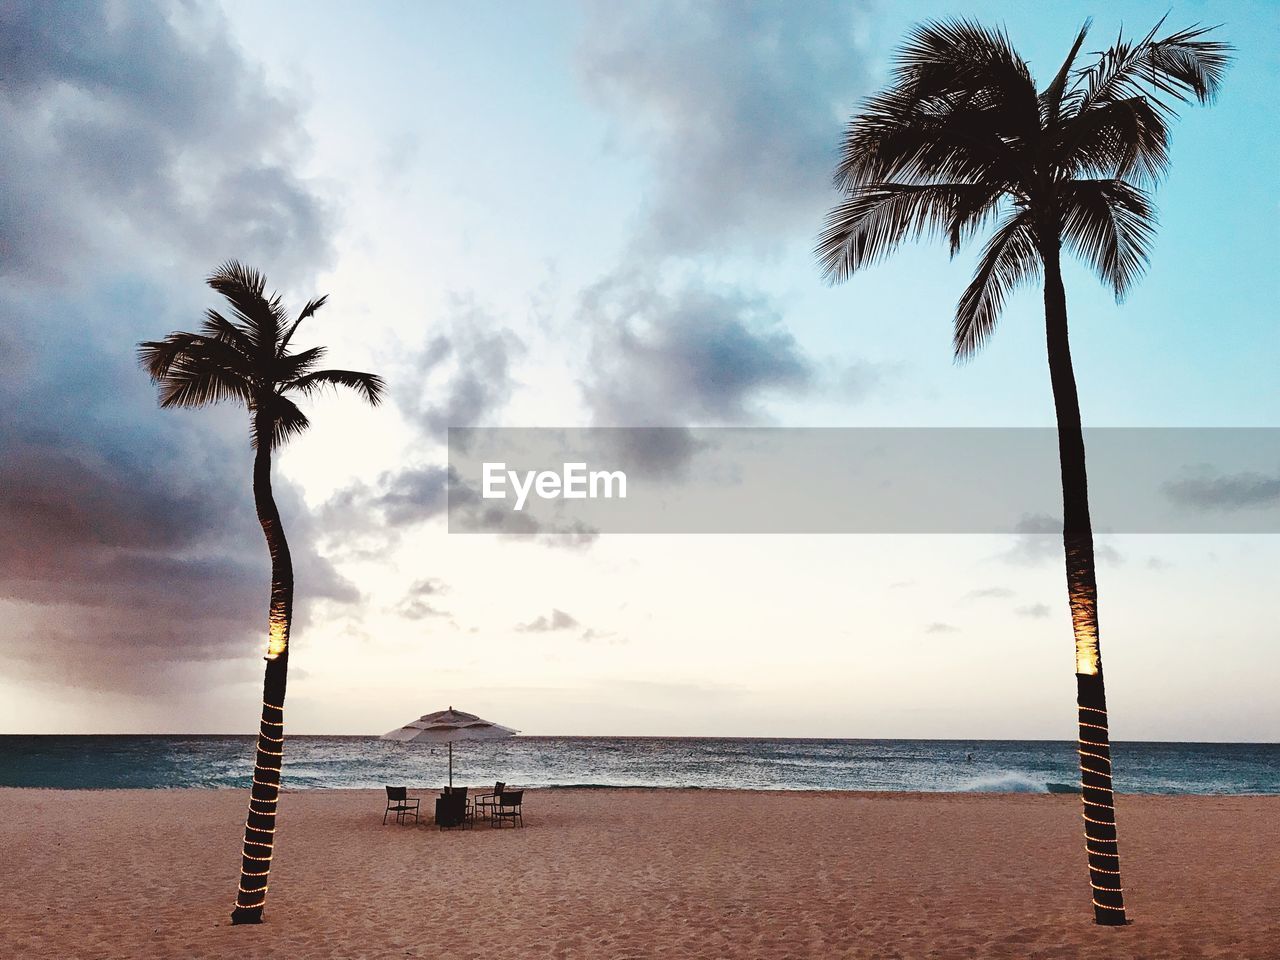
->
[{"left": 138, "top": 261, "right": 384, "bottom": 924}]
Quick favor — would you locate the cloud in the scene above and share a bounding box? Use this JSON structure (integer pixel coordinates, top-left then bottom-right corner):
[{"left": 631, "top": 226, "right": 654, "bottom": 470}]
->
[
  {"left": 580, "top": 628, "right": 624, "bottom": 645},
  {"left": 0, "top": 0, "right": 330, "bottom": 284},
  {"left": 397, "top": 578, "right": 453, "bottom": 621},
  {"left": 516, "top": 610, "right": 618, "bottom": 643},
  {"left": 317, "top": 288, "right": 593, "bottom": 550},
  {"left": 577, "top": 0, "right": 874, "bottom": 254},
  {"left": 326, "top": 465, "right": 453, "bottom": 530},
  {"left": 998, "top": 514, "right": 1123, "bottom": 567},
  {"left": 323, "top": 464, "right": 598, "bottom": 550},
  {"left": 831, "top": 358, "right": 890, "bottom": 403},
  {"left": 1164, "top": 470, "right": 1280, "bottom": 511},
  {"left": 0, "top": 0, "right": 351, "bottom": 692},
  {"left": 925, "top": 622, "right": 960, "bottom": 634},
  {"left": 580, "top": 273, "right": 812, "bottom": 427},
  {"left": 0, "top": 364, "right": 357, "bottom": 691},
  {"left": 395, "top": 297, "right": 525, "bottom": 443},
  {"left": 571, "top": 3, "right": 883, "bottom": 475},
  {"left": 602, "top": 427, "right": 708, "bottom": 479},
  {"left": 964, "top": 587, "right": 1015, "bottom": 601},
  {"left": 516, "top": 609, "right": 580, "bottom": 633},
  {"left": 575, "top": 273, "right": 812, "bottom": 478},
  {"left": 1015, "top": 603, "right": 1053, "bottom": 619}
]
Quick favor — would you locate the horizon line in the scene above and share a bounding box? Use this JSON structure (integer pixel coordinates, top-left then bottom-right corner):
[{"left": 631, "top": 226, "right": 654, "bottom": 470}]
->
[{"left": 4, "top": 732, "right": 1277, "bottom": 746}]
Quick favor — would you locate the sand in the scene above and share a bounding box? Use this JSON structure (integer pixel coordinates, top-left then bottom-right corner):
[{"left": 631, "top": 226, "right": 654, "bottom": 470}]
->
[{"left": 1, "top": 788, "right": 1276, "bottom": 959}]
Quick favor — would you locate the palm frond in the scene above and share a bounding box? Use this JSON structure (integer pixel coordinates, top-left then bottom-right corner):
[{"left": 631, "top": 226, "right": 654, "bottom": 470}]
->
[
  {"left": 137, "top": 332, "right": 254, "bottom": 387},
  {"left": 144, "top": 265, "right": 384, "bottom": 444},
  {"left": 1040, "top": 21, "right": 1091, "bottom": 128},
  {"left": 946, "top": 183, "right": 1006, "bottom": 255},
  {"left": 277, "top": 295, "right": 329, "bottom": 357},
  {"left": 953, "top": 208, "right": 1040, "bottom": 359},
  {"left": 206, "top": 260, "right": 285, "bottom": 357},
  {"left": 200, "top": 309, "right": 257, "bottom": 360},
  {"left": 1073, "top": 21, "right": 1233, "bottom": 117},
  {"left": 251, "top": 394, "right": 312, "bottom": 450},
  {"left": 894, "top": 19, "right": 1037, "bottom": 118},
  {"left": 295, "top": 295, "right": 329, "bottom": 324},
  {"left": 136, "top": 334, "right": 255, "bottom": 408},
  {"left": 819, "top": 17, "right": 1226, "bottom": 367},
  {"left": 283, "top": 368, "right": 386, "bottom": 406},
  {"left": 818, "top": 183, "right": 1003, "bottom": 282},
  {"left": 157, "top": 361, "right": 254, "bottom": 409},
  {"left": 275, "top": 345, "right": 327, "bottom": 382},
  {"left": 137, "top": 334, "right": 192, "bottom": 382},
  {"left": 1054, "top": 96, "right": 1169, "bottom": 183},
  {"left": 1059, "top": 178, "right": 1156, "bottom": 299},
  {"left": 207, "top": 259, "right": 266, "bottom": 299},
  {"left": 836, "top": 92, "right": 1025, "bottom": 192},
  {"left": 835, "top": 19, "right": 1039, "bottom": 193},
  {"left": 265, "top": 292, "right": 291, "bottom": 354}
]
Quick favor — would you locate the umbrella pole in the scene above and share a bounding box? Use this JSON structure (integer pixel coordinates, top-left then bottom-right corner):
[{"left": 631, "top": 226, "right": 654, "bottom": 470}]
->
[{"left": 448, "top": 742, "right": 453, "bottom": 788}]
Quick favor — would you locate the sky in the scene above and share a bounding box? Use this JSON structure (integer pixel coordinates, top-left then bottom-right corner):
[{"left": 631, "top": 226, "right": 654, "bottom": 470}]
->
[{"left": 0, "top": 0, "right": 1276, "bottom": 740}]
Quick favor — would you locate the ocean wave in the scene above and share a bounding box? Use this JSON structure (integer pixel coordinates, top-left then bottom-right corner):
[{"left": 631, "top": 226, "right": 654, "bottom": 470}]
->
[
  {"left": 956, "top": 771, "right": 1048, "bottom": 793},
  {"left": 3, "top": 737, "right": 1276, "bottom": 792}
]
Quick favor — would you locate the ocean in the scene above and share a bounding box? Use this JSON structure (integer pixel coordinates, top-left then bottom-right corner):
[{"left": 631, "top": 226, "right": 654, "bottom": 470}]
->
[{"left": 0, "top": 736, "right": 1276, "bottom": 793}]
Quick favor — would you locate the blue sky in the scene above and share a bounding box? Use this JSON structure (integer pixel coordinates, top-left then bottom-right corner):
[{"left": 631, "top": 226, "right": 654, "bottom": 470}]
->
[
  {"left": 221, "top": 0, "right": 1279, "bottom": 429},
  {"left": 0, "top": 1, "right": 1276, "bottom": 739}
]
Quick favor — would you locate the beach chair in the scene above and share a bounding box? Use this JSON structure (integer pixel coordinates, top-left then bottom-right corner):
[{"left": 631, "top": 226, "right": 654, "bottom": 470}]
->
[
  {"left": 383, "top": 785, "right": 421, "bottom": 825},
  {"left": 436, "top": 786, "right": 473, "bottom": 830},
  {"left": 491, "top": 789, "right": 523, "bottom": 829},
  {"left": 475, "top": 781, "right": 505, "bottom": 821}
]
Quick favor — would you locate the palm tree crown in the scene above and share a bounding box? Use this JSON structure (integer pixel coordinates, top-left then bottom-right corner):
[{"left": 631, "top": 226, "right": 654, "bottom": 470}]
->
[
  {"left": 138, "top": 260, "right": 385, "bottom": 444},
  {"left": 817, "top": 17, "right": 1231, "bottom": 357}
]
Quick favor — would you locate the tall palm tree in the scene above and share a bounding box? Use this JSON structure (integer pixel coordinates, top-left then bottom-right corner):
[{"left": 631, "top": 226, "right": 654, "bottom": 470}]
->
[
  {"left": 139, "top": 262, "right": 384, "bottom": 924},
  {"left": 818, "top": 19, "right": 1229, "bottom": 924}
]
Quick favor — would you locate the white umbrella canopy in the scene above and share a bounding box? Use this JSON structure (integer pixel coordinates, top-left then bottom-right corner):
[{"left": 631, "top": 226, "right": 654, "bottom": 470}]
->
[{"left": 382, "top": 706, "right": 519, "bottom": 787}]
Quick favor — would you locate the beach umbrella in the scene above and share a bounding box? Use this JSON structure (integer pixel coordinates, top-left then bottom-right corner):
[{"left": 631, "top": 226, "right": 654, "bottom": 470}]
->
[{"left": 382, "top": 706, "right": 518, "bottom": 787}]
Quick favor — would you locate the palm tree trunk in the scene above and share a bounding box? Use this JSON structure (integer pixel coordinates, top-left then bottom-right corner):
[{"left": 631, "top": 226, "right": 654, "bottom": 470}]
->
[
  {"left": 230, "top": 418, "right": 294, "bottom": 925},
  {"left": 1041, "top": 240, "right": 1127, "bottom": 925}
]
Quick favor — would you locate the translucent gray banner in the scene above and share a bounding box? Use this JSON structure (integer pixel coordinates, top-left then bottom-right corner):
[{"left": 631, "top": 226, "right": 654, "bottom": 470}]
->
[{"left": 447, "top": 428, "right": 1280, "bottom": 534}]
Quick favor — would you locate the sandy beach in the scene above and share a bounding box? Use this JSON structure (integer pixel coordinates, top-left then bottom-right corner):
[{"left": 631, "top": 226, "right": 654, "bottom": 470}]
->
[{"left": 1, "top": 788, "right": 1276, "bottom": 958}]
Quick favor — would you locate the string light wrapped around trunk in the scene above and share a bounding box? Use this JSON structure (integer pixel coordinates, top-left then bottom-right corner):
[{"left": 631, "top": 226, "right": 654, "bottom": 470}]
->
[
  {"left": 1064, "top": 528, "right": 1127, "bottom": 925},
  {"left": 1076, "top": 685, "right": 1126, "bottom": 922},
  {"left": 231, "top": 696, "right": 286, "bottom": 921}
]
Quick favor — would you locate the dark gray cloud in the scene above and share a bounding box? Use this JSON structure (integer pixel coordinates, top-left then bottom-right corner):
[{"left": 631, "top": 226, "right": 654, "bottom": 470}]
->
[
  {"left": 0, "top": 1, "right": 351, "bottom": 692},
  {"left": 0, "top": 0, "right": 330, "bottom": 283},
  {"left": 324, "top": 465, "right": 454, "bottom": 531},
  {"left": 998, "top": 514, "right": 1124, "bottom": 567},
  {"left": 0, "top": 347, "right": 357, "bottom": 691},
  {"left": 396, "top": 298, "right": 524, "bottom": 442},
  {"left": 577, "top": 274, "right": 812, "bottom": 477},
  {"left": 571, "top": 3, "right": 883, "bottom": 466},
  {"left": 334, "top": 270, "right": 810, "bottom": 543},
  {"left": 319, "top": 299, "right": 558, "bottom": 554},
  {"left": 580, "top": 274, "right": 812, "bottom": 426},
  {"left": 323, "top": 465, "right": 598, "bottom": 549},
  {"left": 577, "top": 0, "right": 874, "bottom": 254},
  {"left": 604, "top": 427, "right": 707, "bottom": 479},
  {"left": 517, "top": 609, "right": 580, "bottom": 633},
  {"left": 1164, "top": 470, "right": 1280, "bottom": 511},
  {"left": 924, "top": 622, "right": 960, "bottom": 635}
]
